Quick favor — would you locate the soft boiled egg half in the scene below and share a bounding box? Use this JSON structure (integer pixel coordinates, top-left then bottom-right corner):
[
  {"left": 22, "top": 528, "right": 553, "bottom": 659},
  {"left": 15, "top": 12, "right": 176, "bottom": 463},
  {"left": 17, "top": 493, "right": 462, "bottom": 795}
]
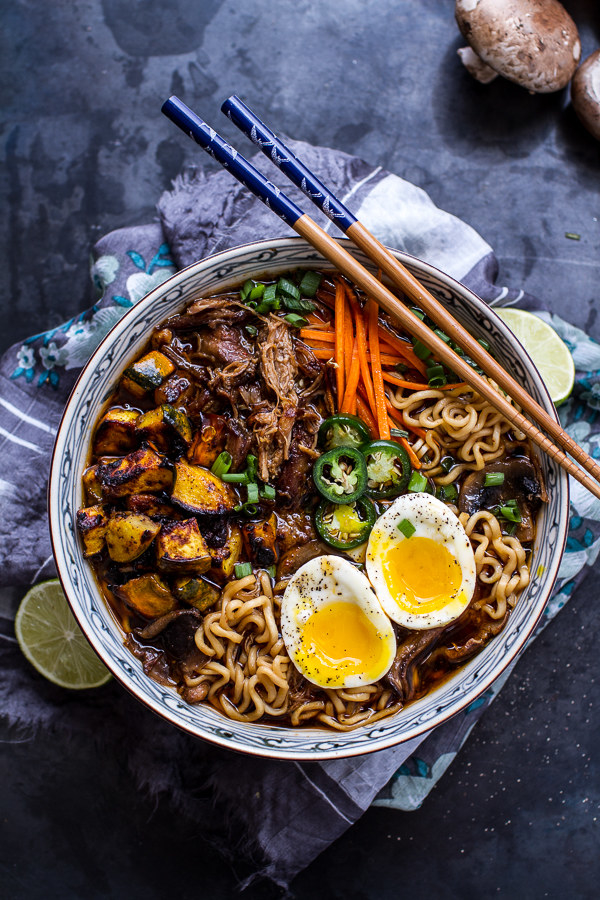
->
[
  {"left": 366, "top": 493, "right": 476, "bottom": 630},
  {"left": 280, "top": 555, "right": 396, "bottom": 689}
]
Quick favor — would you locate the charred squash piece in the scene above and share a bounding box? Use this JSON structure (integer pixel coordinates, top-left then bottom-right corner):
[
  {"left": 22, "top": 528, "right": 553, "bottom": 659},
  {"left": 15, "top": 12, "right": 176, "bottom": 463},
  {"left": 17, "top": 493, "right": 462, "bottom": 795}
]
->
[
  {"left": 173, "top": 576, "right": 220, "bottom": 611},
  {"left": 154, "top": 373, "right": 192, "bottom": 407},
  {"left": 126, "top": 493, "right": 179, "bottom": 520},
  {"left": 136, "top": 404, "right": 192, "bottom": 451},
  {"left": 171, "top": 459, "right": 237, "bottom": 515},
  {"left": 105, "top": 512, "right": 161, "bottom": 563},
  {"left": 97, "top": 447, "right": 173, "bottom": 499},
  {"left": 121, "top": 351, "right": 175, "bottom": 398},
  {"left": 187, "top": 416, "right": 227, "bottom": 467},
  {"left": 76, "top": 505, "right": 108, "bottom": 557},
  {"left": 241, "top": 513, "right": 279, "bottom": 567},
  {"left": 155, "top": 518, "right": 212, "bottom": 574},
  {"left": 114, "top": 573, "right": 177, "bottom": 618},
  {"left": 208, "top": 523, "right": 243, "bottom": 579},
  {"left": 93, "top": 407, "right": 139, "bottom": 456},
  {"left": 82, "top": 464, "right": 104, "bottom": 504}
]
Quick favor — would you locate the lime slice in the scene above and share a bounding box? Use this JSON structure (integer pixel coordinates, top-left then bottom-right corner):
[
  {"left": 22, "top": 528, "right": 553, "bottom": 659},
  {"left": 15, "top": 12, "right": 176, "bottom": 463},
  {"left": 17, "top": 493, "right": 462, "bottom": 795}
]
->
[
  {"left": 495, "top": 308, "right": 575, "bottom": 406},
  {"left": 15, "top": 579, "right": 112, "bottom": 689}
]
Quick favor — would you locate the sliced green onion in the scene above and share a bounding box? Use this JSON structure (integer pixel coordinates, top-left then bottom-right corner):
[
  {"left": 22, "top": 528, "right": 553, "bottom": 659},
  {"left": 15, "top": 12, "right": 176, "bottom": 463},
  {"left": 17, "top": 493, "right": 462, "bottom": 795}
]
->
[
  {"left": 246, "top": 455, "right": 258, "bottom": 482},
  {"left": 280, "top": 295, "right": 317, "bottom": 313},
  {"left": 411, "top": 307, "right": 425, "bottom": 321},
  {"left": 412, "top": 340, "right": 431, "bottom": 360},
  {"left": 299, "top": 271, "right": 322, "bottom": 297},
  {"left": 246, "top": 483, "right": 260, "bottom": 504},
  {"left": 437, "top": 483, "right": 458, "bottom": 502},
  {"left": 478, "top": 338, "right": 491, "bottom": 352},
  {"left": 434, "top": 329, "right": 451, "bottom": 343},
  {"left": 394, "top": 362, "right": 408, "bottom": 373},
  {"left": 277, "top": 277, "right": 301, "bottom": 301},
  {"left": 408, "top": 471, "right": 428, "bottom": 493},
  {"left": 245, "top": 325, "right": 258, "bottom": 337},
  {"left": 234, "top": 562, "right": 253, "bottom": 579},
  {"left": 397, "top": 518, "right": 416, "bottom": 538},
  {"left": 484, "top": 472, "right": 505, "bottom": 486},
  {"left": 390, "top": 427, "right": 409, "bottom": 438},
  {"left": 240, "top": 279, "right": 255, "bottom": 301},
  {"left": 260, "top": 483, "right": 276, "bottom": 500},
  {"left": 284, "top": 313, "right": 308, "bottom": 328},
  {"left": 211, "top": 451, "right": 232, "bottom": 479},
  {"left": 440, "top": 456, "right": 455, "bottom": 473},
  {"left": 222, "top": 472, "right": 250, "bottom": 484},
  {"left": 255, "top": 296, "right": 281, "bottom": 314},
  {"left": 498, "top": 503, "right": 522, "bottom": 523},
  {"left": 427, "top": 364, "right": 447, "bottom": 387},
  {"left": 243, "top": 503, "right": 258, "bottom": 516},
  {"left": 266, "top": 565, "right": 277, "bottom": 579},
  {"left": 263, "top": 283, "right": 277, "bottom": 303},
  {"left": 249, "top": 283, "right": 266, "bottom": 301}
]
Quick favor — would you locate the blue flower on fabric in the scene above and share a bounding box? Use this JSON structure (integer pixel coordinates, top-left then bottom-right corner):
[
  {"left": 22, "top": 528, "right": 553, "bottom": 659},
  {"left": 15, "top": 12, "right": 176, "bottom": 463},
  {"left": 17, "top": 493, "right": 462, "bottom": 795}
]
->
[
  {"left": 11, "top": 345, "right": 36, "bottom": 383},
  {"left": 39, "top": 341, "right": 66, "bottom": 370},
  {"left": 580, "top": 382, "right": 600, "bottom": 411}
]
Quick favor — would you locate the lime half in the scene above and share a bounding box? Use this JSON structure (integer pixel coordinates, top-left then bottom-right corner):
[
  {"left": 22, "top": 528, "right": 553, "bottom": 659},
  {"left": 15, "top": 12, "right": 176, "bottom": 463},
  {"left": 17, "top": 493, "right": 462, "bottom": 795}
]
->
[
  {"left": 495, "top": 308, "right": 575, "bottom": 406},
  {"left": 15, "top": 579, "right": 112, "bottom": 689}
]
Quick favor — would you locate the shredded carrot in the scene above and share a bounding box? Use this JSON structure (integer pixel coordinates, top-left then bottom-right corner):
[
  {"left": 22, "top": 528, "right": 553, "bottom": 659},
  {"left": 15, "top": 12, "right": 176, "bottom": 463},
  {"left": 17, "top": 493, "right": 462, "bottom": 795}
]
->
[
  {"left": 382, "top": 372, "right": 468, "bottom": 391},
  {"left": 385, "top": 395, "right": 428, "bottom": 442},
  {"left": 344, "top": 295, "right": 354, "bottom": 387},
  {"left": 378, "top": 325, "right": 429, "bottom": 377},
  {"left": 385, "top": 409, "right": 423, "bottom": 470},
  {"left": 368, "top": 299, "right": 390, "bottom": 440},
  {"left": 357, "top": 395, "right": 378, "bottom": 438},
  {"left": 300, "top": 328, "right": 335, "bottom": 343},
  {"left": 334, "top": 280, "right": 345, "bottom": 407},
  {"left": 341, "top": 337, "right": 360, "bottom": 415},
  {"left": 309, "top": 347, "right": 336, "bottom": 360}
]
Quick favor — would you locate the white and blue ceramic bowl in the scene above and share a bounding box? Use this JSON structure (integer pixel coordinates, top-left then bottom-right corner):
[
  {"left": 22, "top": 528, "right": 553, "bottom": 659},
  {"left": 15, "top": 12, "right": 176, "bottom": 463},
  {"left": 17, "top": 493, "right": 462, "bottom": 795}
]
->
[{"left": 49, "top": 237, "right": 569, "bottom": 760}]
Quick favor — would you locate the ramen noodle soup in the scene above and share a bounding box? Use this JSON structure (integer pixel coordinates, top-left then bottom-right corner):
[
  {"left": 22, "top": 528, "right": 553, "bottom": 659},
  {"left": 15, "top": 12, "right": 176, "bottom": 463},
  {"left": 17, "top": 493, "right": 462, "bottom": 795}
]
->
[{"left": 77, "top": 270, "right": 545, "bottom": 731}]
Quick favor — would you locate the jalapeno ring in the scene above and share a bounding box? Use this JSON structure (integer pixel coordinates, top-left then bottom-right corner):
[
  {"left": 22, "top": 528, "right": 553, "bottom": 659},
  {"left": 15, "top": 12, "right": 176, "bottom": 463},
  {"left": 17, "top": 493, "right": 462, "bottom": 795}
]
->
[
  {"left": 312, "top": 446, "right": 368, "bottom": 503},
  {"left": 314, "top": 496, "right": 377, "bottom": 549},
  {"left": 361, "top": 439, "right": 412, "bottom": 500},
  {"left": 318, "top": 414, "right": 372, "bottom": 451}
]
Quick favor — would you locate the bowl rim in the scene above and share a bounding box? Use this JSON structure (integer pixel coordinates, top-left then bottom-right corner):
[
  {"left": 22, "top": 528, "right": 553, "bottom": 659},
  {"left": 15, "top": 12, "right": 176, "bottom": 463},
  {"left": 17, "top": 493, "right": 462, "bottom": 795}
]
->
[{"left": 49, "top": 236, "right": 569, "bottom": 760}]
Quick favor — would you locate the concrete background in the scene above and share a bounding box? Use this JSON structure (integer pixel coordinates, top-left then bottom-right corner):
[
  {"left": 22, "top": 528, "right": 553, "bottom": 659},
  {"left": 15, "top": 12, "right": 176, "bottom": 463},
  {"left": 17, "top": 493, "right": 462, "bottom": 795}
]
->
[{"left": 1, "top": 1, "right": 599, "bottom": 897}]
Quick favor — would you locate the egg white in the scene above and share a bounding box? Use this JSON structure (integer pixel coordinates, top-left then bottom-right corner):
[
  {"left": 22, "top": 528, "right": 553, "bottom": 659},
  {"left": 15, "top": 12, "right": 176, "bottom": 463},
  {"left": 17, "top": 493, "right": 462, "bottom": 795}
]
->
[
  {"left": 366, "top": 493, "right": 476, "bottom": 630},
  {"left": 280, "top": 555, "right": 397, "bottom": 689}
]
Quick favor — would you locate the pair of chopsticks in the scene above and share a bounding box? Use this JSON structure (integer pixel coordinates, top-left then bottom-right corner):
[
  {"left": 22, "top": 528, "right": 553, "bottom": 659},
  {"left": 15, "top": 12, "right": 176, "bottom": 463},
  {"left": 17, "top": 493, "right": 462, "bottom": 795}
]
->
[{"left": 162, "top": 94, "right": 600, "bottom": 501}]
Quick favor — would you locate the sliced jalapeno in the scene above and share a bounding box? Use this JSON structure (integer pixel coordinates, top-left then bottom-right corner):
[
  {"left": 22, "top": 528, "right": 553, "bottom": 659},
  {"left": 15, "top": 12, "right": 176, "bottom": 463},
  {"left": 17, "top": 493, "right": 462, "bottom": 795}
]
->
[
  {"left": 314, "top": 497, "right": 377, "bottom": 549},
  {"left": 313, "top": 446, "right": 368, "bottom": 503},
  {"left": 318, "top": 414, "right": 372, "bottom": 451},
  {"left": 361, "top": 439, "right": 412, "bottom": 499}
]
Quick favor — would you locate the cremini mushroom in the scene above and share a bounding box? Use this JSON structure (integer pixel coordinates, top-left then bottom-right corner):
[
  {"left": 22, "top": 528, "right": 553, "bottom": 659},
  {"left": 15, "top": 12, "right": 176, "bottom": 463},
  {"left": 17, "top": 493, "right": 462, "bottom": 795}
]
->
[
  {"left": 455, "top": 0, "right": 581, "bottom": 93},
  {"left": 571, "top": 50, "right": 600, "bottom": 142}
]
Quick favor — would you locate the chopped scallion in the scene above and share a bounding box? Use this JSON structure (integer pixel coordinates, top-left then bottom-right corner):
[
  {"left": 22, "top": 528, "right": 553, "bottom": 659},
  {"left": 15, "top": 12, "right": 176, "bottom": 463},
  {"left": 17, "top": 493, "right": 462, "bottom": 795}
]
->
[
  {"left": 234, "top": 562, "right": 253, "bottom": 579},
  {"left": 211, "top": 451, "right": 232, "bottom": 479},
  {"left": 434, "top": 329, "right": 451, "bottom": 343},
  {"left": 484, "top": 472, "right": 505, "bottom": 486},
  {"left": 245, "top": 325, "right": 258, "bottom": 337},
  {"left": 397, "top": 518, "right": 416, "bottom": 538},
  {"left": 441, "top": 456, "right": 455, "bottom": 473},
  {"left": 266, "top": 565, "right": 277, "bottom": 579},
  {"left": 390, "top": 427, "right": 409, "bottom": 439},
  {"left": 498, "top": 503, "right": 521, "bottom": 523},
  {"left": 437, "top": 483, "right": 458, "bottom": 502},
  {"left": 411, "top": 307, "right": 425, "bottom": 321},
  {"left": 284, "top": 313, "right": 308, "bottom": 328},
  {"left": 408, "top": 471, "right": 428, "bottom": 493},
  {"left": 299, "top": 271, "right": 322, "bottom": 297},
  {"left": 478, "top": 338, "right": 491, "bottom": 352},
  {"left": 246, "top": 483, "right": 260, "bottom": 504},
  {"left": 277, "top": 277, "right": 301, "bottom": 301},
  {"left": 260, "top": 483, "right": 276, "bottom": 500},
  {"left": 240, "top": 279, "right": 255, "bottom": 301},
  {"left": 222, "top": 472, "right": 250, "bottom": 484},
  {"left": 412, "top": 340, "right": 431, "bottom": 360}
]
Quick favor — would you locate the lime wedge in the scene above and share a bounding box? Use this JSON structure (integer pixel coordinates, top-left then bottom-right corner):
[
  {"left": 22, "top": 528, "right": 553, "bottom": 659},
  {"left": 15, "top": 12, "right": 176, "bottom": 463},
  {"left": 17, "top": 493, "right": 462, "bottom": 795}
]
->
[
  {"left": 15, "top": 579, "right": 112, "bottom": 689},
  {"left": 495, "top": 308, "right": 575, "bottom": 406}
]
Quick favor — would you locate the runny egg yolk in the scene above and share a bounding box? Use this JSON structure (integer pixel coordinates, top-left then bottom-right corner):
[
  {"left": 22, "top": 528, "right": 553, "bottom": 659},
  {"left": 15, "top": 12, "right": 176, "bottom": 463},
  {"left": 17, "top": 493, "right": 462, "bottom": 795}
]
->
[
  {"left": 382, "top": 535, "right": 465, "bottom": 615},
  {"left": 294, "top": 600, "right": 388, "bottom": 687}
]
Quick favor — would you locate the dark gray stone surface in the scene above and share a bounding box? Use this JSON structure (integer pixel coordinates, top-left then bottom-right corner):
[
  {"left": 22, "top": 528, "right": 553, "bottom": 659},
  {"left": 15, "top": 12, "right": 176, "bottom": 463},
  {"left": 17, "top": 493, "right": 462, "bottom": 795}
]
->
[{"left": 1, "top": 1, "right": 599, "bottom": 897}]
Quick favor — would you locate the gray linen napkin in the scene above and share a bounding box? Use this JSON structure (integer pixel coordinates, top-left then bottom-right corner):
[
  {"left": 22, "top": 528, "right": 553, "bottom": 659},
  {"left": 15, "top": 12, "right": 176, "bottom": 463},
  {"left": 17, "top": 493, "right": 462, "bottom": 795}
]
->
[{"left": 1, "top": 140, "right": 598, "bottom": 887}]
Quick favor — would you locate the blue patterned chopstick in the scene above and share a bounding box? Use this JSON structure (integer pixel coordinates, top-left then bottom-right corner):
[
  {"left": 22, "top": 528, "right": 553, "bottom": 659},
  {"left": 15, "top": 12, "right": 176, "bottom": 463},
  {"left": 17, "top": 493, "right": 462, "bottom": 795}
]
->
[
  {"left": 221, "top": 95, "right": 357, "bottom": 232},
  {"left": 162, "top": 96, "right": 303, "bottom": 228}
]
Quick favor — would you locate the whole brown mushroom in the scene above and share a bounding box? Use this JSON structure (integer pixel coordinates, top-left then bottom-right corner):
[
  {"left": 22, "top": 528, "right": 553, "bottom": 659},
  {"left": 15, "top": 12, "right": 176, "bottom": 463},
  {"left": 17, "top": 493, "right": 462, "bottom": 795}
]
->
[
  {"left": 571, "top": 50, "right": 600, "bottom": 142},
  {"left": 455, "top": 0, "right": 581, "bottom": 93}
]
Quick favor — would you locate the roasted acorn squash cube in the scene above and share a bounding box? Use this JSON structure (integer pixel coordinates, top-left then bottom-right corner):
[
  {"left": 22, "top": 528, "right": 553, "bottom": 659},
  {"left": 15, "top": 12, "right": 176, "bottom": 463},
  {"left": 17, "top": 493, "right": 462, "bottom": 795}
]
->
[
  {"left": 121, "top": 351, "right": 175, "bottom": 398},
  {"left": 136, "top": 404, "right": 192, "bottom": 452},
  {"left": 93, "top": 407, "right": 139, "bottom": 456},
  {"left": 82, "top": 464, "right": 104, "bottom": 504},
  {"left": 155, "top": 518, "right": 211, "bottom": 574},
  {"left": 171, "top": 459, "right": 236, "bottom": 515},
  {"left": 114, "top": 573, "right": 176, "bottom": 618},
  {"left": 173, "top": 576, "right": 220, "bottom": 611},
  {"left": 76, "top": 505, "right": 108, "bottom": 557},
  {"left": 208, "top": 523, "right": 243, "bottom": 579},
  {"left": 97, "top": 447, "right": 173, "bottom": 499},
  {"left": 126, "top": 493, "right": 179, "bottom": 520},
  {"left": 105, "top": 512, "right": 161, "bottom": 563},
  {"left": 241, "top": 513, "right": 279, "bottom": 567},
  {"left": 187, "top": 416, "right": 227, "bottom": 467}
]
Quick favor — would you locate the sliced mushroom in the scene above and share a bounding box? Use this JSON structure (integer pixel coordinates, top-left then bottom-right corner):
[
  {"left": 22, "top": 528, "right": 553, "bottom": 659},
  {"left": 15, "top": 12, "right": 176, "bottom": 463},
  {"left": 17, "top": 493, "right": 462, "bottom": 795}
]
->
[
  {"left": 571, "top": 50, "right": 600, "bottom": 142},
  {"left": 458, "top": 456, "right": 544, "bottom": 542},
  {"left": 455, "top": 0, "right": 581, "bottom": 93}
]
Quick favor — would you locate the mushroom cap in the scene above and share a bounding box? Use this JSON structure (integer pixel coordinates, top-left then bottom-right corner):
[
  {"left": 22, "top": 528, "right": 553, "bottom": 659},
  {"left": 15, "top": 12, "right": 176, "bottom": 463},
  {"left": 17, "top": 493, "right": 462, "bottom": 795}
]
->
[
  {"left": 571, "top": 50, "right": 600, "bottom": 142},
  {"left": 455, "top": 0, "right": 581, "bottom": 93}
]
